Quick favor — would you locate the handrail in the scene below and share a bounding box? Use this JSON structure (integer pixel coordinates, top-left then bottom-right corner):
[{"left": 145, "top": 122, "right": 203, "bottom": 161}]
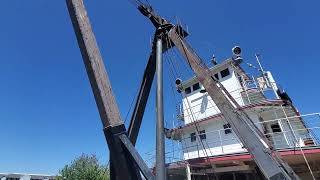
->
[
  {"left": 174, "top": 113, "right": 320, "bottom": 139},
  {"left": 154, "top": 113, "right": 320, "bottom": 165}
]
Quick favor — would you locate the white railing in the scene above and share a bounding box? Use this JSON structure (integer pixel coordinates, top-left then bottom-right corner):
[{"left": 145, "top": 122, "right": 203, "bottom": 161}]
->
[
  {"left": 142, "top": 113, "right": 320, "bottom": 166},
  {"left": 182, "top": 113, "right": 320, "bottom": 157}
]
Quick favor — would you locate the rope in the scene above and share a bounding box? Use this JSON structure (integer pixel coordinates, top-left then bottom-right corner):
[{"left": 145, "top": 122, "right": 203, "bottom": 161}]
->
[
  {"left": 280, "top": 105, "right": 316, "bottom": 179},
  {"left": 124, "top": 86, "right": 140, "bottom": 124},
  {"left": 127, "top": 0, "right": 142, "bottom": 7},
  {"left": 233, "top": 62, "right": 315, "bottom": 178},
  {"left": 163, "top": 37, "right": 219, "bottom": 178}
]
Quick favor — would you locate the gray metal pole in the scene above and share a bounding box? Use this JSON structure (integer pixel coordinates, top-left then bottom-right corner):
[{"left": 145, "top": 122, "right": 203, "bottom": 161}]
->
[
  {"left": 186, "top": 164, "right": 191, "bottom": 180},
  {"left": 156, "top": 36, "right": 165, "bottom": 180}
]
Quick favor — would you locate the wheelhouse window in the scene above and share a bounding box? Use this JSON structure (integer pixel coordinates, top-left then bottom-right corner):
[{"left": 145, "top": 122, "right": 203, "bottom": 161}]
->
[
  {"left": 190, "top": 132, "right": 196, "bottom": 142},
  {"left": 214, "top": 73, "right": 219, "bottom": 80},
  {"left": 185, "top": 87, "right": 191, "bottom": 94},
  {"left": 223, "top": 123, "right": 232, "bottom": 134},
  {"left": 192, "top": 83, "right": 200, "bottom": 91},
  {"left": 199, "top": 130, "right": 206, "bottom": 140},
  {"left": 221, "top": 68, "right": 230, "bottom": 78},
  {"left": 271, "top": 123, "right": 282, "bottom": 133}
]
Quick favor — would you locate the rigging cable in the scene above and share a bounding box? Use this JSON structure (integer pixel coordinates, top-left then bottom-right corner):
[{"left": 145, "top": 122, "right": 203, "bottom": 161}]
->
[
  {"left": 232, "top": 58, "right": 315, "bottom": 179},
  {"left": 164, "top": 37, "right": 221, "bottom": 178}
]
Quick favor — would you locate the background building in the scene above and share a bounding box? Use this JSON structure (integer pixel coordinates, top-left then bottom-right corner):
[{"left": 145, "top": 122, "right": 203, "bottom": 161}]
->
[{"left": 0, "top": 173, "right": 56, "bottom": 180}]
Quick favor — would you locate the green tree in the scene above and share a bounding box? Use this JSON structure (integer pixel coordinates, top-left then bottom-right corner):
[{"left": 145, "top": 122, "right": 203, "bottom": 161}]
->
[{"left": 57, "top": 154, "right": 109, "bottom": 180}]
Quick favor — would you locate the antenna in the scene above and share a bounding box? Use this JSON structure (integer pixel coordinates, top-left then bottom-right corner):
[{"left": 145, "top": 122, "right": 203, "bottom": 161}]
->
[
  {"left": 255, "top": 53, "right": 265, "bottom": 74},
  {"left": 255, "top": 53, "right": 269, "bottom": 84}
]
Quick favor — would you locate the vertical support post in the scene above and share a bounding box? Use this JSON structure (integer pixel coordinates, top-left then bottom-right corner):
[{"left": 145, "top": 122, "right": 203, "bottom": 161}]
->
[
  {"left": 317, "top": 114, "right": 320, "bottom": 145},
  {"left": 186, "top": 164, "right": 192, "bottom": 180},
  {"left": 197, "top": 144, "right": 200, "bottom": 158},
  {"left": 156, "top": 36, "right": 165, "bottom": 180},
  {"left": 218, "top": 130, "right": 224, "bottom": 154}
]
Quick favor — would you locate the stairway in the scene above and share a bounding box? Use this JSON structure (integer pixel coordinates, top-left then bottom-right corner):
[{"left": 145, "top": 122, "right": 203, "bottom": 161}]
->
[
  {"left": 282, "top": 106, "right": 306, "bottom": 132},
  {"left": 241, "top": 88, "right": 266, "bottom": 105}
]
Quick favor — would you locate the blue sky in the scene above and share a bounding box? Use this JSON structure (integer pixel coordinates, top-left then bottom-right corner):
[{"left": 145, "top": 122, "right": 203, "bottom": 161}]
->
[{"left": 0, "top": 0, "right": 319, "bottom": 175}]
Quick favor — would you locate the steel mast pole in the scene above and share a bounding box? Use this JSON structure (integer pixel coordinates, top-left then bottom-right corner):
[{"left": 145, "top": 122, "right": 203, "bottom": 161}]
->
[
  {"left": 156, "top": 35, "right": 165, "bottom": 180},
  {"left": 255, "top": 53, "right": 265, "bottom": 73}
]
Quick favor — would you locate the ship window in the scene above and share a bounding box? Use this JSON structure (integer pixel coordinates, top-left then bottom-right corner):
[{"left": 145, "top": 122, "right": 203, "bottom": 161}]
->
[
  {"left": 271, "top": 123, "right": 282, "bottom": 133},
  {"left": 199, "top": 130, "right": 206, "bottom": 140},
  {"left": 190, "top": 132, "right": 196, "bottom": 142},
  {"left": 223, "top": 123, "right": 232, "bottom": 134},
  {"left": 185, "top": 87, "right": 191, "bottom": 94},
  {"left": 214, "top": 73, "right": 219, "bottom": 80},
  {"left": 193, "top": 83, "right": 200, "bottom": 91},
  {"left": 221, "top": 68, "right": 230, "bottom": 78}
]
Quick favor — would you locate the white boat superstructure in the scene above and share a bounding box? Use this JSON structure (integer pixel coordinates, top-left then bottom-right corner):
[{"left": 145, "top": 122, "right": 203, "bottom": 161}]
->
[{"left": 163, "top": 54, "right": 320, "bottom": 179}]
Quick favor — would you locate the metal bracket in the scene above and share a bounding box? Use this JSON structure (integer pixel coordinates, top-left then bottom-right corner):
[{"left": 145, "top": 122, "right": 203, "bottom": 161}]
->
[
  {"left": 104, "top": 125, "right": 155, "bottom": 180},
  {"left": 104, "top": 125, "right": 142, "bottom": 180},
  {"left": 119, "top": 134, "right": 155, "bottom": 180}
]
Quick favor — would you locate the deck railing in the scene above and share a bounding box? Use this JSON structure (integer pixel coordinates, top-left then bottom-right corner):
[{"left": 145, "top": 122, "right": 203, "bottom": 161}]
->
[
  {"left": 184, "top": 113, "right": 319, "bottom": 159},
  {"left": 143, "top": 113, "right": 320, "bottom": 166}
]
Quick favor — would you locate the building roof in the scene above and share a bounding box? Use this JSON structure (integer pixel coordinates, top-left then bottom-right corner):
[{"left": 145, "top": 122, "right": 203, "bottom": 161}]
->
[{"left": 0, "top": 173, "right": 56, "bottom": 179}]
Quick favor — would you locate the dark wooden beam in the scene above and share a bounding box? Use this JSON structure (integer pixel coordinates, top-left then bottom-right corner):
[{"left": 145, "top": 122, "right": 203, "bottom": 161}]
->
[
  {"left": 127, "top": 26, "right": 187, "bottom": 146},
  {"left": 66, "top": 1, "right": 153, "bottom": 179},
  {"left": 128, "top": 48, "right": 156, "bottom": 145},
  {"left": 66, "top": 0, "right": 122, "bottom": 128}
]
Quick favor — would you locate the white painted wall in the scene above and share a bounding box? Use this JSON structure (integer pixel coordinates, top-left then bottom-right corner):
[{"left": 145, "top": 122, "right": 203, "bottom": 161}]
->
[
  {"left": 180, "top": 109, "right": 311, "bottom": 160},
  {"left": 182, "top": 66, "right": 244, "bottom": 124},
  {"left": 179, "top": 64, "right": 312, "bottom": 160},
  {"left": 181, "top": 111, "right": 266, "bottom": 160}
]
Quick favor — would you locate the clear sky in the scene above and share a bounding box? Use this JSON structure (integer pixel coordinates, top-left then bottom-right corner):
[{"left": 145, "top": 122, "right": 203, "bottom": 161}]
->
[{"left": 0, "top": 0, "right": 319, "bottom": 175}]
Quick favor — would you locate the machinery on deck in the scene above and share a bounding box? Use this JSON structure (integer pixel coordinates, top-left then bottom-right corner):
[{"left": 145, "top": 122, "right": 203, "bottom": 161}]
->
[{"left": 66, "top": 0, "right": 301, "bottom": 179}]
